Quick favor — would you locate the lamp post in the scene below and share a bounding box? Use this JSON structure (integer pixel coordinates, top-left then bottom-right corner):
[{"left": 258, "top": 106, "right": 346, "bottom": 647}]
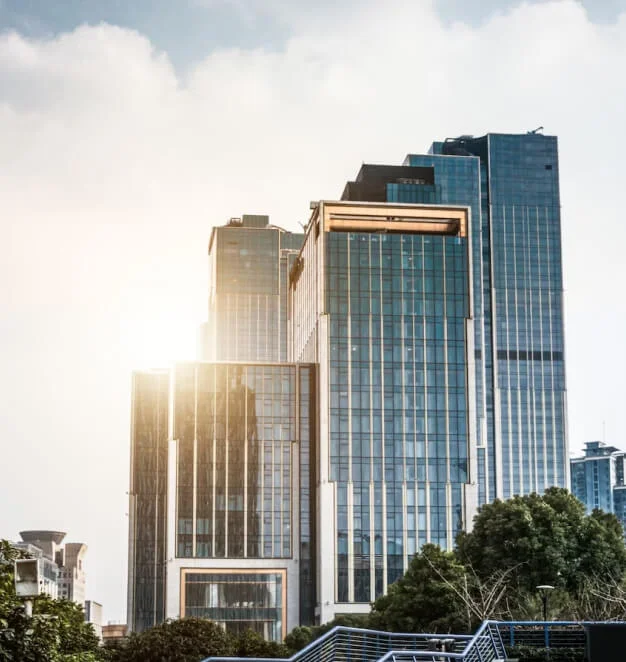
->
[{"left": 536, "top": 585, "right": 555, "bottom": 621}]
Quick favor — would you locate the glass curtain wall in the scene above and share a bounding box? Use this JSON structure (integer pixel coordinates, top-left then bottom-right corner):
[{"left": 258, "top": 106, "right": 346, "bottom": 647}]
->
[
  {"left": 174, "top": 363, "right": 296, "bottom": 559},
  {"left": 326, "top": 231, "right": 470, "bottom": 601},
  {"left": 129, "top": 371, "right": 169, "bottom": 632}
]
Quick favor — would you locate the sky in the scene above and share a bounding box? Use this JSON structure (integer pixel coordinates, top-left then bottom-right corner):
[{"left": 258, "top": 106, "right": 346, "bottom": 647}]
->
[{"left": 1, "top": 0, "right": 625, "bottom": 624}]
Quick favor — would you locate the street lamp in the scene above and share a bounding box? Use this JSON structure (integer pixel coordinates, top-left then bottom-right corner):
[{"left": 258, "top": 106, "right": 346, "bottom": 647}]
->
[{"left": 536, "top": 585, "right": 555, "bottom": 621}]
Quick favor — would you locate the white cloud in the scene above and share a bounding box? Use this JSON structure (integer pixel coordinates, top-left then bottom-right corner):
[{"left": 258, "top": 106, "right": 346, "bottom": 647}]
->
[{"left": 1, "top": 0, "right": 625, "bottom": 621}]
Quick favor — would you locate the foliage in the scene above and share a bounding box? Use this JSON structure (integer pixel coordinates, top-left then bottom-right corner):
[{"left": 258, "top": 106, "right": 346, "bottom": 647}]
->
[
  {"left": 283, "top": 625, "right": 313, "bottom": 652},
  {"left": 34, "top": 596, "right": 101, "bottom": 656},
  {"left": 109, "top": 617, "right": 234, "bottom": 662},
  {"left": 506, "top": 646, "right": 585, "bottom": 661},
  {"left": 283, "top": 614, "right": 373, "bottom": 653},
  {"left": 369, "top": 544, "right": 468, "bottom": 633},
  {"left": 310, "top": 613, "right": 372, "bottom": 638},
  {"left": 234, "top": 629, "right": 290, "bottom": 658},
  {"left": 456, "top": 487, "right": 626, "bottom": 595}
]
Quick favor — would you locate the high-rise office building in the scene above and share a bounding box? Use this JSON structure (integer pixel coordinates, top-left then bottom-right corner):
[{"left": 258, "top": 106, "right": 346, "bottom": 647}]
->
[
  {"left": 342, "top": 132, "right": 568, "bottom": 504},
  {"left": 571, "top": 441, "right": 626, "bottom": 533},
  {"left": 290, "top": 200, "right": 476, "bottom": 621},
  {"left": 127, "top": 362, "right": 316, "bottom": 637},
  {"left": 128, "top": 130, "right": 569, "bottom": 632},
  {"left": 201, "top": 215, "right": 303, "bottom": 362}
]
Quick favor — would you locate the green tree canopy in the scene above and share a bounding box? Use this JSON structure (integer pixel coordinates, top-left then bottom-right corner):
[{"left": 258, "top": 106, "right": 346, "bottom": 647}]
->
[
  {"left": 111, "top": 617, "right": 234, "bottom": 662},
  {"left": 233, "top": 629, "right": 289, "bottom": 658},
  {"left": 369, "top": 544, "right": 467, "bottom": 633},
  {"left": 456, "top": 487, "right": 626, "bottom": 594}
]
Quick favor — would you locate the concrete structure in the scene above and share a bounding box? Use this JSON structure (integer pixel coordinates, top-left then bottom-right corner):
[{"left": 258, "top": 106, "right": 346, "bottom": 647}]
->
[
  {"left": 102, "top": 623, "right": 127, "bottom": 644},
  {"left": 571, "top": 441, "right": 626, "bottom": 531},
  {"left": 16, "top": 531, "right": 88, "bottom": 606},
  {"left": 11, "top": 541, "right": 59, "bottom": 599},
  {"left": 57, "top": 542, "right": 87, "bottom": 605}
]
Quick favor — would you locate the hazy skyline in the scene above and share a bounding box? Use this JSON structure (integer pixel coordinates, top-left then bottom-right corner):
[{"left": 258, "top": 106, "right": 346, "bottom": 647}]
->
[{"left": 1, "top": 0, "right": 626, "bottom": 623}]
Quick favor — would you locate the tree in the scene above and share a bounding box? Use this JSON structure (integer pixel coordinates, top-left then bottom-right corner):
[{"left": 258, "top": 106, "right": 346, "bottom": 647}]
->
[
  {"left": 234, "top": 629, "right": 290, "bottom": 658},
  {"left": 0, "top": 539, "right": 104, "bottom": 662},
  {"left": 34, "top": 596, "right": 101, "bottom": 656},
  {"left": 456, "top": 488, "right": 626, "bottom": 595},
  {"left": 369, "top": 544, "right": 467, "bottom": 633},
  {"left": 110, "top": 618, "right": 234, "bottom": 662},
  {"left": 424, "top": 558, "right": 522, "bottom": 628},
  {"left": 283, "top": 626, "right": 313, "bottom": 652}
]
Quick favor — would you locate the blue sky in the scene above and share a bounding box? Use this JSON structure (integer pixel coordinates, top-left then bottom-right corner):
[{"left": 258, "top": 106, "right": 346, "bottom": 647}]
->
[
  {"left": 1, "top": 0, "right": 623, "bottom": 70},
  {"left": 1, "top": 0, "right": 626, "bottom": 628}
]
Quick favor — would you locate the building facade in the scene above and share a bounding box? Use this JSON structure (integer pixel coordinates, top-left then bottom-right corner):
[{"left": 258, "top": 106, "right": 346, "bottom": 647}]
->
[
  {"left": 127, "top": 369, "right": 169, "bottom": 633},
  {"left": 85, "top": 600, "right": 103, "bottom": 641},
  {"left": 571, "top": 441, "right": 626, "bottom": 532},
  {"left": 342, "top": 131, "right": 568, "bottom": 504},
  {"left": 57, "top": 542, "right": 88, "bottom": 605},
  {"left": 11, "top": 539, "right": 60, "bottom": 600},
  {"left": 201, "top": 215, "right": 303, "bottom": 362},
  {"left": 289, "top": 201, "right": 476, "bottom": 622},
  {"left": 15, "top": 531, "right": 88, "bottom": 606},
  {"left": 128, "top": 362, "right": 316, "bottom": 637}
]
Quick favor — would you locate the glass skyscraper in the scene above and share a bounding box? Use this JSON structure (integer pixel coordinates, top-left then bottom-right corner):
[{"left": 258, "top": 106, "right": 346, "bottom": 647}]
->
[
  {"left": 202, "top": 214, "right": 303, "bottom": 362},
  {"left": 290, "top": 201, "right": 477, "bottom": 621},
  {"left": 342, "top": 132, "right": 568, "bottom": 504}
]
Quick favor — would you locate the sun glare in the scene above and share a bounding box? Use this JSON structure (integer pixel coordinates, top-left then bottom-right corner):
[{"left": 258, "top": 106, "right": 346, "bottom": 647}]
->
[{"left": 125, "top": 316, "right": 197, "bottom": 370}]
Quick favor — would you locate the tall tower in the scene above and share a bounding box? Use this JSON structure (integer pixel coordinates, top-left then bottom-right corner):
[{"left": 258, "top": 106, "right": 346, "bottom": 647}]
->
[
  {"left": 202, "top": 215, "right": 303, "bottom": 362},
  {"left": 290, "top": 201, "right": 477, "bottom": 622},
  {"left": 343, "top": 132, "right": 568, "bottom": 504},
  {"left": 406, "top": 133, "right": 569, "bottom": 503}
]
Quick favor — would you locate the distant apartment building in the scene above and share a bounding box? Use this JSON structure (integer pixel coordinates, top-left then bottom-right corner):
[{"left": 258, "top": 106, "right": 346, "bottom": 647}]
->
[
  {"left": 11, "top": 539, "right": 60, "bottom": 599},
  {"left": 57, "top": 542, "right": 87, "bottom": 605},
  {"left": 15, "top": 531, "right": 88, "bottom": 606},
  {"left": 200, "top": 214, "right": 303, "bottom": 362},
  {"left": 571, "top": 441, "right": 626, "bottom": 531}
]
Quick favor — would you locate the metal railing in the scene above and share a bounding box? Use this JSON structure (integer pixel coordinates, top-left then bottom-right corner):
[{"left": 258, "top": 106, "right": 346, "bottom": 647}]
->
[
  {"left": 203, "top": 619, "right": 625, "bottom": 662},
  {"left": 201, "top": 626, "right": 473, "bottom": 662},
  {"left": 497, "top": 620, "right": 623, "bottom": 649}
]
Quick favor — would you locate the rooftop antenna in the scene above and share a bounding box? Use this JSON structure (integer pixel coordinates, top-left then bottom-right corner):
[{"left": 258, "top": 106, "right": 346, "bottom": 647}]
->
[
  {"left": 528, "top": 126, "right": 544, "bottom": 134},
  {"left": 603, "top": 420, "right": 606, "bottom": 443}
]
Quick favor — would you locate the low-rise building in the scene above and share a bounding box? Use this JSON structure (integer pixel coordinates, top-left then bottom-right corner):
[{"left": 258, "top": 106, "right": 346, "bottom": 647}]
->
[
  {"left": 15, "top": 531, "right": 89, "bottom": 607},
  {"left": 85, "top": 600, "right": 103, "bottom": 641}
]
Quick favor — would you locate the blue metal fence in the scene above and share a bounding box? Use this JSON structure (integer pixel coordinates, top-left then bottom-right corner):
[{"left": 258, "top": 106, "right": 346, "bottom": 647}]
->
[
  {"left": 202, "top": 620, "right": 624, "bottom": 662},
  {"left": 499, "top": 621, "right": 590, "bottom": 649}
]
